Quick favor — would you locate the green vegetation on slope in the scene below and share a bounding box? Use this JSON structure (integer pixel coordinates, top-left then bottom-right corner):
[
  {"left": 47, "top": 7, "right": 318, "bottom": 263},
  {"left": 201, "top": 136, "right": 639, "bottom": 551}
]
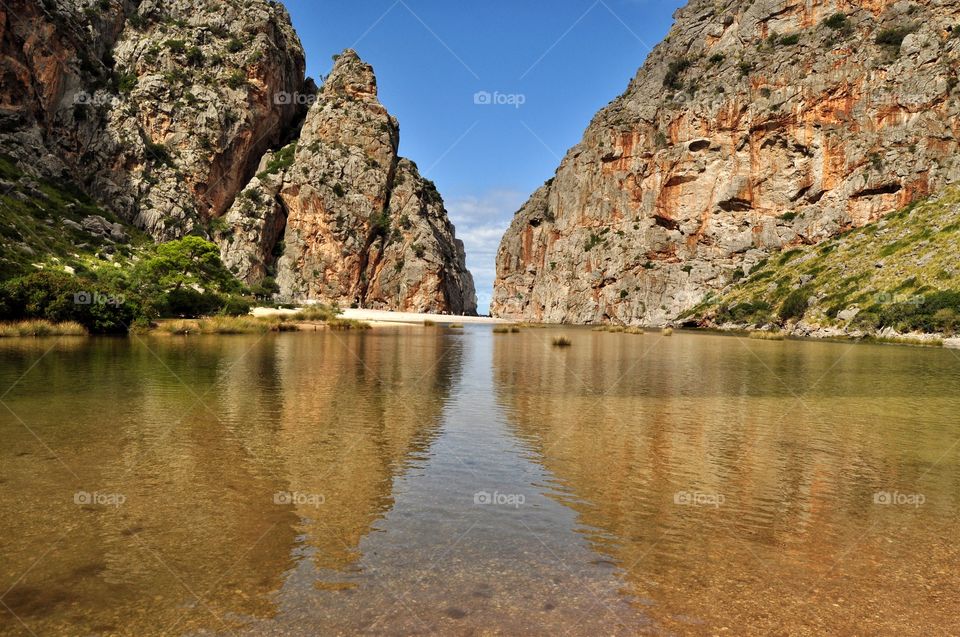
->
[
  {"left": 691, "top": 189, "right": 960, "bottom": 335},
  {"left": 0, "top": 154, "right": 149, "bottom": 279}
]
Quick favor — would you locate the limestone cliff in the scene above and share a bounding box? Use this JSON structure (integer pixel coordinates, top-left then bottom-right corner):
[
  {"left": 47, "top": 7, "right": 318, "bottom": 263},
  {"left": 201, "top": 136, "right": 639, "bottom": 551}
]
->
[
  {"left": 219, "top": 51, "right": 476, "bottom": 313},
  {"left": 0, "top": 0, "right": 306, "bottom": 239},
  {"left": 492, "top": 0, "right": 960, "bottom": 325},
  {"left": 0, "top": 3, "right": 475, "bottom": 313}
]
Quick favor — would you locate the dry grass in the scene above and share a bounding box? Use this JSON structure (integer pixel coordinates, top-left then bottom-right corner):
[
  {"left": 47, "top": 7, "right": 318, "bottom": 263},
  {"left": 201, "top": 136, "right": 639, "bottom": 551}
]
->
[
  {"left": 517, "top": 322, "right": 546, "bottom": 328},
  {"left": 423, "top": 319, "right": 436, "bottom": 327},
  {"left": 493, "top": 326, "right": 510, "bottom": 334},
  {"left": 0, "top": 320, "right": 87, "bottom": 337},
  {"left": 327, "top": 318, "right": 371, "bottom": 330},
  {"left": 662, "top": 327, "right": 674, "bottom": 336},
  {"left": 449, "top": 323, "right": 464, "bottom": 329},
  {"left": 552, "top": 336, "right": 572, "bottom": 347},
  {"left": 290, "top": 305, "right": 340, "bottom": 321},
  {"left": 198, "top": 316, "right": 275, "bottom": 334},
  {"left": 625, "top": 326, "right": 644, "bottom": 335},
  {"left": 748, "top": 330, "right": 785, "bottom": 341}
]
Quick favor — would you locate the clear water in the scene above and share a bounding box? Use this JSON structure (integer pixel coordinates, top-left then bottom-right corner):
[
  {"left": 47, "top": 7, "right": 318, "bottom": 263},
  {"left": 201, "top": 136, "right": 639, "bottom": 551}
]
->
[{"left": 1, "top": 328, "right": 959, "bottom": 635}]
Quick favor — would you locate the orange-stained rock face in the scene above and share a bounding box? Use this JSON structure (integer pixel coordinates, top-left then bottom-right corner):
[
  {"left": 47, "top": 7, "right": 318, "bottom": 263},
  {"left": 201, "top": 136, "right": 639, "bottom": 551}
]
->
[
  {"left": 219, "top": 51, "right": 477, "bottom": 314},
  {"left": 0, "top": 0, "right": 306, "bottom": 241},
  {"left": 493, "top": 0, "right": 960, "bottom": 325}
]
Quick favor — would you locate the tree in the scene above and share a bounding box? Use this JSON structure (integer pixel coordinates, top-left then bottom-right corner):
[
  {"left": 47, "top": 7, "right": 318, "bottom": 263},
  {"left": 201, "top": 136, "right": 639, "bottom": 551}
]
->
[{"left": 132, "top": 237, "right": 247, "bottom": 318}]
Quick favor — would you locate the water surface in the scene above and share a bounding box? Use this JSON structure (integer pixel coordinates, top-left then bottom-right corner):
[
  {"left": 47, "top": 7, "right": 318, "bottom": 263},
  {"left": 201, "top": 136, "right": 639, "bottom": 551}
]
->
[{"left": 1, "top": 329, "right": 959, "bottom": 635}]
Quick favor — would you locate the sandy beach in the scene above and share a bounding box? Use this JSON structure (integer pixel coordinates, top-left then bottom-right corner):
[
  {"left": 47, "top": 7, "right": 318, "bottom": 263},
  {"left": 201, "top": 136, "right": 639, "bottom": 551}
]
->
[{"left": 251, "top": 306, "right": 504, "bottom": 326}]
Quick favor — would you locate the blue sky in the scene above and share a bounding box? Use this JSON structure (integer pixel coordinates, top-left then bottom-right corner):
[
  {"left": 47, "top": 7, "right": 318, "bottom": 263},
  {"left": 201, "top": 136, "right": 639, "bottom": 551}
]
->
[{"left": 282, "top": 0, "right": 685, "bottom": 313}]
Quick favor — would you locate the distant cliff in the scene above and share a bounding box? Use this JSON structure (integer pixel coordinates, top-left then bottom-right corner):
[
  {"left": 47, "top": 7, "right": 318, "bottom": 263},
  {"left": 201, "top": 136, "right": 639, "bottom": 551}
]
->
[
  {"left": 0, "top": 0, "right": 475, "bottom": 313},
  {"left": 493, "top": 0, "right": 960, "bottom": 325}
]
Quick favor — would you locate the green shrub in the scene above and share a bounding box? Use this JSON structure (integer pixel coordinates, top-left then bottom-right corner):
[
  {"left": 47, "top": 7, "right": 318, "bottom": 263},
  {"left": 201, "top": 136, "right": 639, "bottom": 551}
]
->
[
  {"left": 144, "top": 140, "right": 173, "bottom": 166},
  {"left": 226, "top": 70, "right": 248, "bottom": 89},
  {"left": 0, "top": 271, "right": 138, "bottom": 334},
  {"left": 823, "top": 13, "right": 849, "bottom": 30},
  {"left": 186, "top": 46, "right": 205, "bottom": 66},
  {"left": 779, "top": 288, "right": 810, "bottom": 322},
  {"left": 114, "top": 71, "right": 137, "bottom": 94},
  {"left": 875, "top": 25, "right": 916, "bottom": 47},
  {"left": 226, "top": 37, "right": 244, "bottom": 53},
  {"left": 257, "top": 143, "right": 297, "bottom": 178},
  {"left": 663, "top": 58, "right": 692, "bottom": 90},
  {"left": 165, "top": 39, "right": 186, "bottom": 54},
  {"left": 779, "top": 33, "right": 801, "bottom": 46}
]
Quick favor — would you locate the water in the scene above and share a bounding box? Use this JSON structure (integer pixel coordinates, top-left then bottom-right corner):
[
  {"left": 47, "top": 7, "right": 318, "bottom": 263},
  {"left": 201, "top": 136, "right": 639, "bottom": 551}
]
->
[{"left": 1, "top": 328, "right": 959, "bottom": 635}]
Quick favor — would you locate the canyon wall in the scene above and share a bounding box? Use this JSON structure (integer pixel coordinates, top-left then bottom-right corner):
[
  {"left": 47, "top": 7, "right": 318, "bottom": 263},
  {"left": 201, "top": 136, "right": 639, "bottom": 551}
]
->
[{"left": 493, "top": 0, "right": 960, "bottom": 324}]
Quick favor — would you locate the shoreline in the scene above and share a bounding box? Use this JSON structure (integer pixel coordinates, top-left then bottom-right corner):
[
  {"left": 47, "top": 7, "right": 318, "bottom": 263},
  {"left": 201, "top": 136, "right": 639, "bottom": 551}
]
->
[{"left": 251, "top": 307, "right": 505, "bottom": 326}]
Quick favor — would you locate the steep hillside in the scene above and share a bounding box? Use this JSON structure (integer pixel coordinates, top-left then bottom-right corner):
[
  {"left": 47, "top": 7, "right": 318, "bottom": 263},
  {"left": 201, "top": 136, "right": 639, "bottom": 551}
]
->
[
  {"left": 493, "top": 0, "right": 960, "bottom": 325},
  {"left": 0, "top": 1, "right": 475, "bottom": 313},
  {"left": 687, "top": 188, "right": 960, "bottom": 338},
  {"left": 0, "top": 0, "right": 306, "bottom": 239}
]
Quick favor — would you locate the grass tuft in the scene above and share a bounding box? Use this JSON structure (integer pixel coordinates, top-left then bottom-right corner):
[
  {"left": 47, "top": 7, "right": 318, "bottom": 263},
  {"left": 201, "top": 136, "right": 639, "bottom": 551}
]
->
[
  {"left": 552, "top": 336, "right": 572, "bottom": 347},
  {"left": 0, "top": 320, "right": 87, "bottom": 337}
]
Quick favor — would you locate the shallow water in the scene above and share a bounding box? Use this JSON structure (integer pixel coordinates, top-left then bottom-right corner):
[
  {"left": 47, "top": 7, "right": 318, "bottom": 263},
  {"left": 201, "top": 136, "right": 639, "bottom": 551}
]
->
[{"left": 1, "top": 328, "right": 959, "bottom": 635}]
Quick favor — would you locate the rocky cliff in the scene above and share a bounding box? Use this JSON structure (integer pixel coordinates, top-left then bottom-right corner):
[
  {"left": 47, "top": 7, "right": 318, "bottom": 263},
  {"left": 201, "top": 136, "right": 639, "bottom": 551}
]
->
[
  {"left": 492, "top": 0, "right": 960, "bottom": 325},
  {"left": 220, "top": 51, "right": 476, "bottom": 313},
  {"left": 0, "top": 1, "right": 475, "bottom": 314}
]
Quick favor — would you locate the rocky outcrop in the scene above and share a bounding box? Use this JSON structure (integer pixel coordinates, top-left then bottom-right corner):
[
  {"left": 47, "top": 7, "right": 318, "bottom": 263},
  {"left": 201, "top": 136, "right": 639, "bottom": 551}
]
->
[
  {"left": 0, "top": 0, "right": 306, "bottom": 240},
  {"left": 493, "top": 0, "right": 960, "bottom": 325},
  {"left": 219, "top": 51, "right": 476, "bottom": 314},
  {"left": 1, "top": 4, "right": 474, "bottom": 313}
]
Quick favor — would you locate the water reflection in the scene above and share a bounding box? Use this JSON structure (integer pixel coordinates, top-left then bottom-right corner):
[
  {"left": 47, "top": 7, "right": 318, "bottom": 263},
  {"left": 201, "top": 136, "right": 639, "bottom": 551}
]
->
[
  {"left": 0, "top": 331, "right": 461, "bottom": 635},
  {"left": 492, "top": 329, "right": 960, "bottom": 634}
]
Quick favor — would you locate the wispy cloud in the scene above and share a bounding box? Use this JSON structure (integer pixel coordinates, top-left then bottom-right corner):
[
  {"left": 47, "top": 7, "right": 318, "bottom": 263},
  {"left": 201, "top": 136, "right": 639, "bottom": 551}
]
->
[{"left": 447, "top": 189, "right": 528, "bottom": 314}]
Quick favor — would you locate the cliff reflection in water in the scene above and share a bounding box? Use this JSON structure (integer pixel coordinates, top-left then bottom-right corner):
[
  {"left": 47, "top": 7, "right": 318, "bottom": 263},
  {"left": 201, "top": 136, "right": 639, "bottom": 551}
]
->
[
  {"left": 492, "top": 329, "right": 960, "bottom": 635},
  {"left": 0, "top": 331, "right": 461, "bottom": 636}
]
